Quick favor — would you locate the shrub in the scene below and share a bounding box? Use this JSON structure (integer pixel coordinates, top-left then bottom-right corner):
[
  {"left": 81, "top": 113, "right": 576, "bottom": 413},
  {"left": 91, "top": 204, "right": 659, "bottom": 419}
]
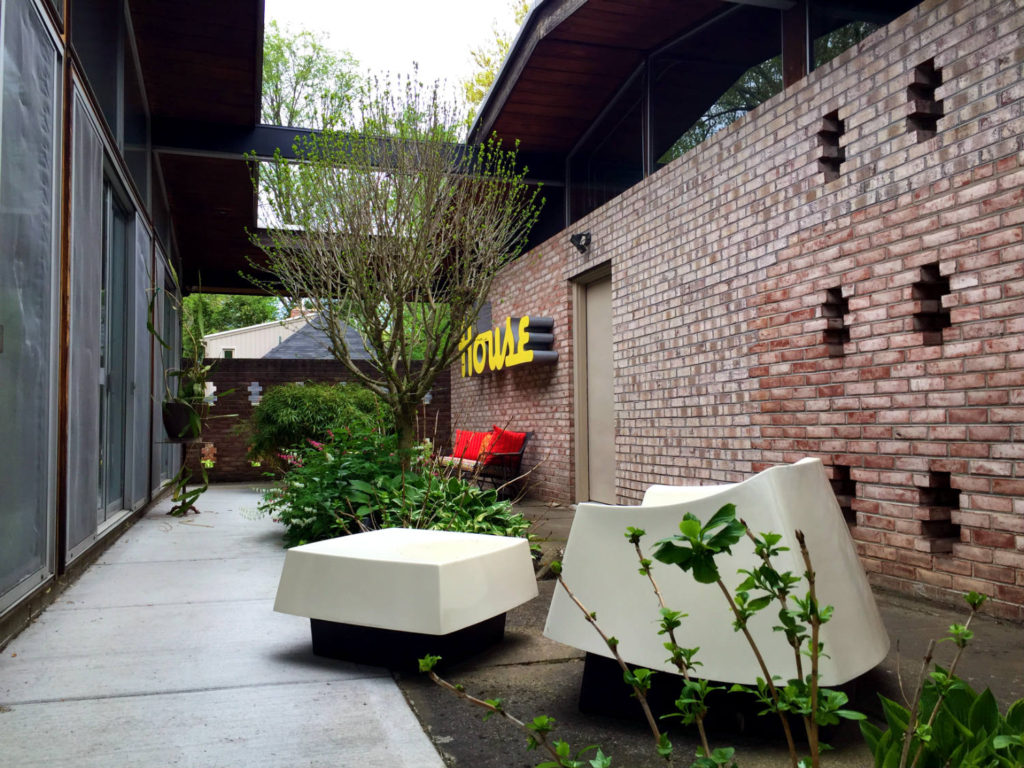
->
[
  {"left": 243, "top": 381, "right": 391, "bottom": 467},
  {"left": 258, "top": 430, "right": 530, "bottom": 548}
]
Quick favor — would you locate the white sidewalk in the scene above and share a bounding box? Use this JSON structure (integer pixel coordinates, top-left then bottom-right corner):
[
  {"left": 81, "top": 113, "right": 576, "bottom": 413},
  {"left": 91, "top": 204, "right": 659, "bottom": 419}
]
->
[{"left": 0, "top": 485, "right": 445, "bottom": 768}]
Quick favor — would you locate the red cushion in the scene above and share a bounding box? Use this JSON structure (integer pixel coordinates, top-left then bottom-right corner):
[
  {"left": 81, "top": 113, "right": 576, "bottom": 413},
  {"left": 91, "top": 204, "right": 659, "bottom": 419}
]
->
[
  {"left": 491, "top": 426, "right": 526, "bottom": 455},
  {"left": 453, "top": 430, "right": 488, "bottom": 461},
  {"left": 452, "top": 429, "right": 471, "bottom": 459},
  {"left": 478, "top": 432, "right": 497, "bottom": 463}
]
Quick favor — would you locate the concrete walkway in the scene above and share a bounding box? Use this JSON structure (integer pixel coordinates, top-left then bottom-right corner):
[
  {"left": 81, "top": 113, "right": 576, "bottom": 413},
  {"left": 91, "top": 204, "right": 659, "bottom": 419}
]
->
[{"left": 0, "top": 485, "right": 444, "bottom": 768}]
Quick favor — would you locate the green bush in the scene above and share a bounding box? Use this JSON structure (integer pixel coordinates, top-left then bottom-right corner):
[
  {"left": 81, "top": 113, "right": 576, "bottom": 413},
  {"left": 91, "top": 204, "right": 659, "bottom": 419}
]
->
[
  {"left": 243, "top": 381, "right": 390, "bottom": 466},
  {"left": 258, "top": 430, "right": 530, "bottom": 548}
]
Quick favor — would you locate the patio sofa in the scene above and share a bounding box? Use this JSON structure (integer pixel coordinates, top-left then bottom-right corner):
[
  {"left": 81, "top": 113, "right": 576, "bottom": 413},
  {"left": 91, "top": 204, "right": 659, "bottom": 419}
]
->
[{"left": 439, "top": 426, "right": 531, "bottom": 494}]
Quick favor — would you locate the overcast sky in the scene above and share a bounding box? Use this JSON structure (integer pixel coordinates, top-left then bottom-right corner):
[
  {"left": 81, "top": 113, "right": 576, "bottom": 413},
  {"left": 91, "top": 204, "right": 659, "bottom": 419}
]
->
[{"left": 264, "top": 0, "right": 522, "bottom": 94}]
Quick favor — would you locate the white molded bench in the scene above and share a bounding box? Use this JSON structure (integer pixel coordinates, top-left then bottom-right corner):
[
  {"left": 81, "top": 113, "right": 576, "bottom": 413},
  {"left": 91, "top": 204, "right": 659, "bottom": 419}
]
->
[
  {"left": 275, "top": 528, "right": 538, "bottom": 667},
  {"left": 544, "top": 458, "right": 889, "bottom": 686}
]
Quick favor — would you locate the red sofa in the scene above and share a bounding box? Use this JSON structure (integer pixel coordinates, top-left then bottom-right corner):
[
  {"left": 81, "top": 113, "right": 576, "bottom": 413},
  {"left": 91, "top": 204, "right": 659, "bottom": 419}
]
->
[{"left": 440, "top": 426, "right": 531, "bottom": 494}]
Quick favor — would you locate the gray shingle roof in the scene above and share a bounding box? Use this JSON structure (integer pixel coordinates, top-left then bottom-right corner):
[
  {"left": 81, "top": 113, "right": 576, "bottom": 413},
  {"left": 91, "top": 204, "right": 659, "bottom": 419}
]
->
[{"left": 262, "top": 322, "right": 372, "bottom": 360}]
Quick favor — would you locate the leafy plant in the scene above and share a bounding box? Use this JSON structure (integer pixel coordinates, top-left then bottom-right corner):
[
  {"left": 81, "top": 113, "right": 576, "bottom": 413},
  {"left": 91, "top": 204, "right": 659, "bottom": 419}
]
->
[
  {"left": 424, "top": 504, "right": 868, "bottom": 768},
  {"left": 147, "top": 266, "right": 234, "bottom": 515},
  {"left": 242, "top": 381, "right": 391, "bottom": 468},
  {"left": 258, "top": 429, "right": 530, "bottom": 547},
  {"left": 860, "top": 592, "right": 1024, "bottom": 768}
]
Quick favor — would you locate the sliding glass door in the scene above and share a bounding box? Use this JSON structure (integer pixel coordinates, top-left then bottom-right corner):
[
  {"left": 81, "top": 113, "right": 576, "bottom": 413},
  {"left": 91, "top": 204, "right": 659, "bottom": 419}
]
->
[
  {"left": 0, "top": 0, "right": 60, "bottom": 612},
  {"left": 98, "top": 183, "right": 132, "bottom": 523}
]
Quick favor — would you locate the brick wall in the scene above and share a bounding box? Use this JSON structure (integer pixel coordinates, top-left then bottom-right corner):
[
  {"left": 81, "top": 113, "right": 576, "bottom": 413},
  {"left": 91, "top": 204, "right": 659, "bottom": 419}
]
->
[
  {"left": 452, "top": 0, "right": 1024, "bottom": 618},
  {"left": 450, "top": 248, "right": 575, "bottom": 502},
  {"left": 183, "top": 359, "right": 450, "bottom": 482}
]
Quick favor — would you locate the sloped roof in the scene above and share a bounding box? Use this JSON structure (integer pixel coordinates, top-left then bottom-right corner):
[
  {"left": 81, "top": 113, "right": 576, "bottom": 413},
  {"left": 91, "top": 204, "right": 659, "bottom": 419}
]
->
[
  {"left": 262, "top": 323, "right": 372, "bottom": 360},
  {"left": 470, "top": 0, "right": 920, "bottom": 157}
]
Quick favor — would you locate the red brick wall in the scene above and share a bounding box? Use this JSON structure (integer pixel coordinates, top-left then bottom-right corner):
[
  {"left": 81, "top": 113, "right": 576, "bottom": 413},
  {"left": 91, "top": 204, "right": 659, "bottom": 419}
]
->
[
  {"left": 450, "top": 248, "right": 575, "bottom": 502},
  {"left": 452, "top": 0, "right": 1024, "bottom": 618},
  {"left": 183, "top": 359, "right": 450, "bottom": 482}
]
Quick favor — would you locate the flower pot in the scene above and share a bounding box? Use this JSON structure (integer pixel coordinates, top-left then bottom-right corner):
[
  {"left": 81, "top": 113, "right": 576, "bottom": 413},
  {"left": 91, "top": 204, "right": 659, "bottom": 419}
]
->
[{"left": 162, "top": 401, "right": 201, "bottom": 442}]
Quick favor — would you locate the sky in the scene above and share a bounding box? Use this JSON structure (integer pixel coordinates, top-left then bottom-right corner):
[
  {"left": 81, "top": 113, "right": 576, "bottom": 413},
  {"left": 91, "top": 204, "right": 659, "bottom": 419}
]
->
[{"left": 264, "top": 0, "right": 522, "bottom": 95}]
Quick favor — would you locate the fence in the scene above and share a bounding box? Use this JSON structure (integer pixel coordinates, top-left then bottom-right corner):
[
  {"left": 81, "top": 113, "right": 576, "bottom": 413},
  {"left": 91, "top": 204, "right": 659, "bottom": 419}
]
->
[{"left": 180, "top": 358, "right": 451, "bottom": 482}]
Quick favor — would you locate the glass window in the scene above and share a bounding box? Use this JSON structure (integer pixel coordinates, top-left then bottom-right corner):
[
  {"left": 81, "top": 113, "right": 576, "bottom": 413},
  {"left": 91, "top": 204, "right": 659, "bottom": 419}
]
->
[
  {"left": 650, "top": 5, "right": 782, "bottom": 168},
  {"left": 99, "top": 182, "right": 132, "bottom": 521},
  {"left": 0, "top": 0, "right": 60, "bottom": 609},
  {"left": 808, "top": 0, "right": 920, "bottom": 71},
  {"left": 568, "top": 68, "right": 645, "bottom": 223},
  {"left": 123, "top": 24, "right": 149, "bottom": 202},
  {"left": 70, "top": 0, "right": 121, "bottom": 136}
]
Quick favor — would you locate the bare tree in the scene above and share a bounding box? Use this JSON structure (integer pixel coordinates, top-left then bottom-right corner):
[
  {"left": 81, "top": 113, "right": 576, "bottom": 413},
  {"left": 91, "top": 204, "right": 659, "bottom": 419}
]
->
[{"left": 250, "top": 76, "right": 543, "bottom": 458}]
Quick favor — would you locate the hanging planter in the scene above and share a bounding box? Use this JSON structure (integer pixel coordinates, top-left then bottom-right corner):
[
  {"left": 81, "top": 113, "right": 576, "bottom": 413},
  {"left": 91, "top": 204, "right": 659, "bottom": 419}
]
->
[{"left": 161, "top": 401, "right": 202, "bottom": 442}]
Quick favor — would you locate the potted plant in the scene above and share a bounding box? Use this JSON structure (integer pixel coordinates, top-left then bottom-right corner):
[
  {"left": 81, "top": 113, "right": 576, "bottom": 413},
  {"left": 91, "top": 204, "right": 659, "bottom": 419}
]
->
[
  {"left": 147, "top": 268, "right": 233, "bottom": 515},
  {"left": 160, "top": 347, "right": 214, "bottom": 443},
  {"left": 150, "top": 269, "right": 214, "bottom": 443}
]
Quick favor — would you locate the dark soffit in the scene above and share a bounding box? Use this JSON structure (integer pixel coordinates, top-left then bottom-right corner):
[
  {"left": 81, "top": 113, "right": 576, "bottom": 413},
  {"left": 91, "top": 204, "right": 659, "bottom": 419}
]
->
[
  {"left": 470, "top": 0, "right": 727, "bottom": 154},
  {"left": 129, "top": 0, "right": 267, "bottom": 292}
]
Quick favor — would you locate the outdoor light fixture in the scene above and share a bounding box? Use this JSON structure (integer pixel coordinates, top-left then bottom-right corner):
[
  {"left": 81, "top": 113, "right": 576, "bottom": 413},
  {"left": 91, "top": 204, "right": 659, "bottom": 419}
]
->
[
  {"left": 570, "top": 232, "right": 591, "bottom": 254},
  {"left": 423, "top": 391, "right": 433, "bottom": 405}
]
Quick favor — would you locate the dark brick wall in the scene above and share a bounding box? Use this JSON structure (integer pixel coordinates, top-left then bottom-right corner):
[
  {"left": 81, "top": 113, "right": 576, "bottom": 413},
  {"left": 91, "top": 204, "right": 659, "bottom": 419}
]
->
[{"left": 183, "top": 358, "right": 450, "bottom": 481}]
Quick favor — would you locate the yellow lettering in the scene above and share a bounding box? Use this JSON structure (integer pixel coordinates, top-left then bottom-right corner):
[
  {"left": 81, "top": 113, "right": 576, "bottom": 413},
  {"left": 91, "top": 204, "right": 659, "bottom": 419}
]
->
[
  {"left": 507, "top": 316, "right": 534, "bottom": 367},
  {"left": 459, "top": 326, "right": 475, "bottom": 377},
  {"left": 500, "top": 316, "right": 515, "bottom": 361},
  {"left": 472, "top": 331, "right": 491, "bottom": 375},
  {"left": 460, "top": 316, "right": 547, "bottom": 376}
]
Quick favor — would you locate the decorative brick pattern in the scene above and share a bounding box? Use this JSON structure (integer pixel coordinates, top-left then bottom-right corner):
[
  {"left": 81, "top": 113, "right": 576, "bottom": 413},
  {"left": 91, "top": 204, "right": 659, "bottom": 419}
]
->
[{"left": 452, "top": 0, "right": 1024, "bottom": 618}]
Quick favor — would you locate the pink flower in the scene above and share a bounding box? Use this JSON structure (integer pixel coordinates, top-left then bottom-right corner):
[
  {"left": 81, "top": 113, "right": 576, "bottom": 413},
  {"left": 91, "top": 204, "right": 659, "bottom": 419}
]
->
[{"left": 308, "top": 439, "right": 324, "bottom": 450}]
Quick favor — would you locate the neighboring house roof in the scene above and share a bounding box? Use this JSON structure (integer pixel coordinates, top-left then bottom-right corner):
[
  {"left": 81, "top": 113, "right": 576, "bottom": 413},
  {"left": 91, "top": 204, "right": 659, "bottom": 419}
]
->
[
  {"left": 203, "top": 315, "right": 305, "bottom": 342},
  {"left": 263, "top": 322, "right": 372, "bottom": 360}
]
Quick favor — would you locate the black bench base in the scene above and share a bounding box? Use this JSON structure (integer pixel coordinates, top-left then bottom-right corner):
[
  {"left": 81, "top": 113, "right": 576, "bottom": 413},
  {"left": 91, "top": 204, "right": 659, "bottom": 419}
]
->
[
  {"left": 579, "top": 652, "right": 846, "bottom": 738},
  {"left": 310, "top": 613, "right": 506, "bottom": 671}
]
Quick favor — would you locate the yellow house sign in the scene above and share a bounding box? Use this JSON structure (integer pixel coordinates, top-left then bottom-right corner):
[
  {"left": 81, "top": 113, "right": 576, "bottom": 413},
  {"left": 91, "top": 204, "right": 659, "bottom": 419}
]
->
[{"left": 459, "top": 315, "right": 556, "bottom": 377}]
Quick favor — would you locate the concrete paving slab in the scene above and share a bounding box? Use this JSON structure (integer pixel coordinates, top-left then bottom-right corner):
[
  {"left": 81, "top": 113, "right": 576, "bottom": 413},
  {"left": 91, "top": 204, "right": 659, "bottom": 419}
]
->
[
  {"left": 99, "top": 510, "right": 286, "bottom": 564},
  {"left": 0, "top": 485, "right": 444, "bottom": 768},
  {"left": 2, "top": 677, "right": 440, "bottom": 768},
  {"left": 0, "top": 627, "right": 371, "bottom": 703},
  {"left": 48, "top": 556, "right": 283, "bottom": 610}
]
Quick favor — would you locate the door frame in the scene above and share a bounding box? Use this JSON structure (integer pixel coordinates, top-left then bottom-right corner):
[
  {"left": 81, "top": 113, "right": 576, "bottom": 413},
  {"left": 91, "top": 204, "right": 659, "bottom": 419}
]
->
[{"left": 572, "top": 262, "right": 612, "bottom": 502}]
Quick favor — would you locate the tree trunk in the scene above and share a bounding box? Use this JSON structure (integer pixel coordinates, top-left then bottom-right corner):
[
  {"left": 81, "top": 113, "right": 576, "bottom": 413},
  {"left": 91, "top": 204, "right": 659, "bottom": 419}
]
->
[{"left": 395, "top": 403, "right": 419, "bottom": 470}]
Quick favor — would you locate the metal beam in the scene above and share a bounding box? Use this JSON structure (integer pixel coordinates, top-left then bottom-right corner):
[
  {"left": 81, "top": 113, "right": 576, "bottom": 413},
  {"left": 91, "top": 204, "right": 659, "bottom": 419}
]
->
[
  {"left": 152, "top": 117, "right": 565, "bottom": 185},
  {"left": 152, "top": 119, "right": 315, "bottom": 160}
]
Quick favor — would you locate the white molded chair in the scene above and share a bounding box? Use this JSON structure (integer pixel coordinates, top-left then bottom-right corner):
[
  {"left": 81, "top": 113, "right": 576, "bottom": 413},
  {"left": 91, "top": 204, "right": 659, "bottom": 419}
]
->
[{"left": 544, "top": 458, "right": 888, "bottom": 685}]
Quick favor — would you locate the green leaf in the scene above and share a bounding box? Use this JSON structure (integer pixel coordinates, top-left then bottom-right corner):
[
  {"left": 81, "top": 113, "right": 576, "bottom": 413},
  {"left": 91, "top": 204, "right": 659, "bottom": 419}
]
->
[
  {"left": 678, "top": 516, "right": 702, "bottom": 541},
  {"left": 859, "top": 719, "right": 882, "bottom": 756},
  {"left": 417, "top": 655, "right": 440, "bottom": 672},
  {"left": 1005, "top": 698, "right": 1024, "bottom": 732},
  {"left": 993, "top": 734, "right": 1024, "bottom": 750},
  {"left": 704, "top": 503, "right": 737, "bottom": 531},
  {"left": 879, "top": 695, "right": 910, "bottom": 736},
  {"left": 652, "top": 541, "right": 694, "bottom": 568},
  {"left": 655, "top": 733, "right": 672, "bottom": 758},
  {"left": 747, "top": 595, "right": 773, "bottom": 612},
  {"left": 837, "top": 709, "right": 867, "bottom": 721},
  {"left": 964, "top": 591, "right": 987, "bottom": 610},
  {"left": 690, "top": 553, "right": 721, "bottom": 584},
  {"left": 881, "top": 738, "right": 902, "bottom": 768},
  {"left": 968, "top": 688, "right": 1000, "bottom": 734}
]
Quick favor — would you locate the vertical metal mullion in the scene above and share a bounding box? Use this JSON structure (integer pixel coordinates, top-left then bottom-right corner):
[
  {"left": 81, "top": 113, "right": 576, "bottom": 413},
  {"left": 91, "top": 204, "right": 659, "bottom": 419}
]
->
[{"left": 643, "top": 58, "right": 652, "bottom": 178}]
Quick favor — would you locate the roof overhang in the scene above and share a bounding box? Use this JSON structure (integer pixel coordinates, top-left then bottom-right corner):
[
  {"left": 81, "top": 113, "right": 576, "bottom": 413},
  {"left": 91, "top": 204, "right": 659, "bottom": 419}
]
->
[{"left": 469, "top": 0, "right": 920, "bottom": 157}]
